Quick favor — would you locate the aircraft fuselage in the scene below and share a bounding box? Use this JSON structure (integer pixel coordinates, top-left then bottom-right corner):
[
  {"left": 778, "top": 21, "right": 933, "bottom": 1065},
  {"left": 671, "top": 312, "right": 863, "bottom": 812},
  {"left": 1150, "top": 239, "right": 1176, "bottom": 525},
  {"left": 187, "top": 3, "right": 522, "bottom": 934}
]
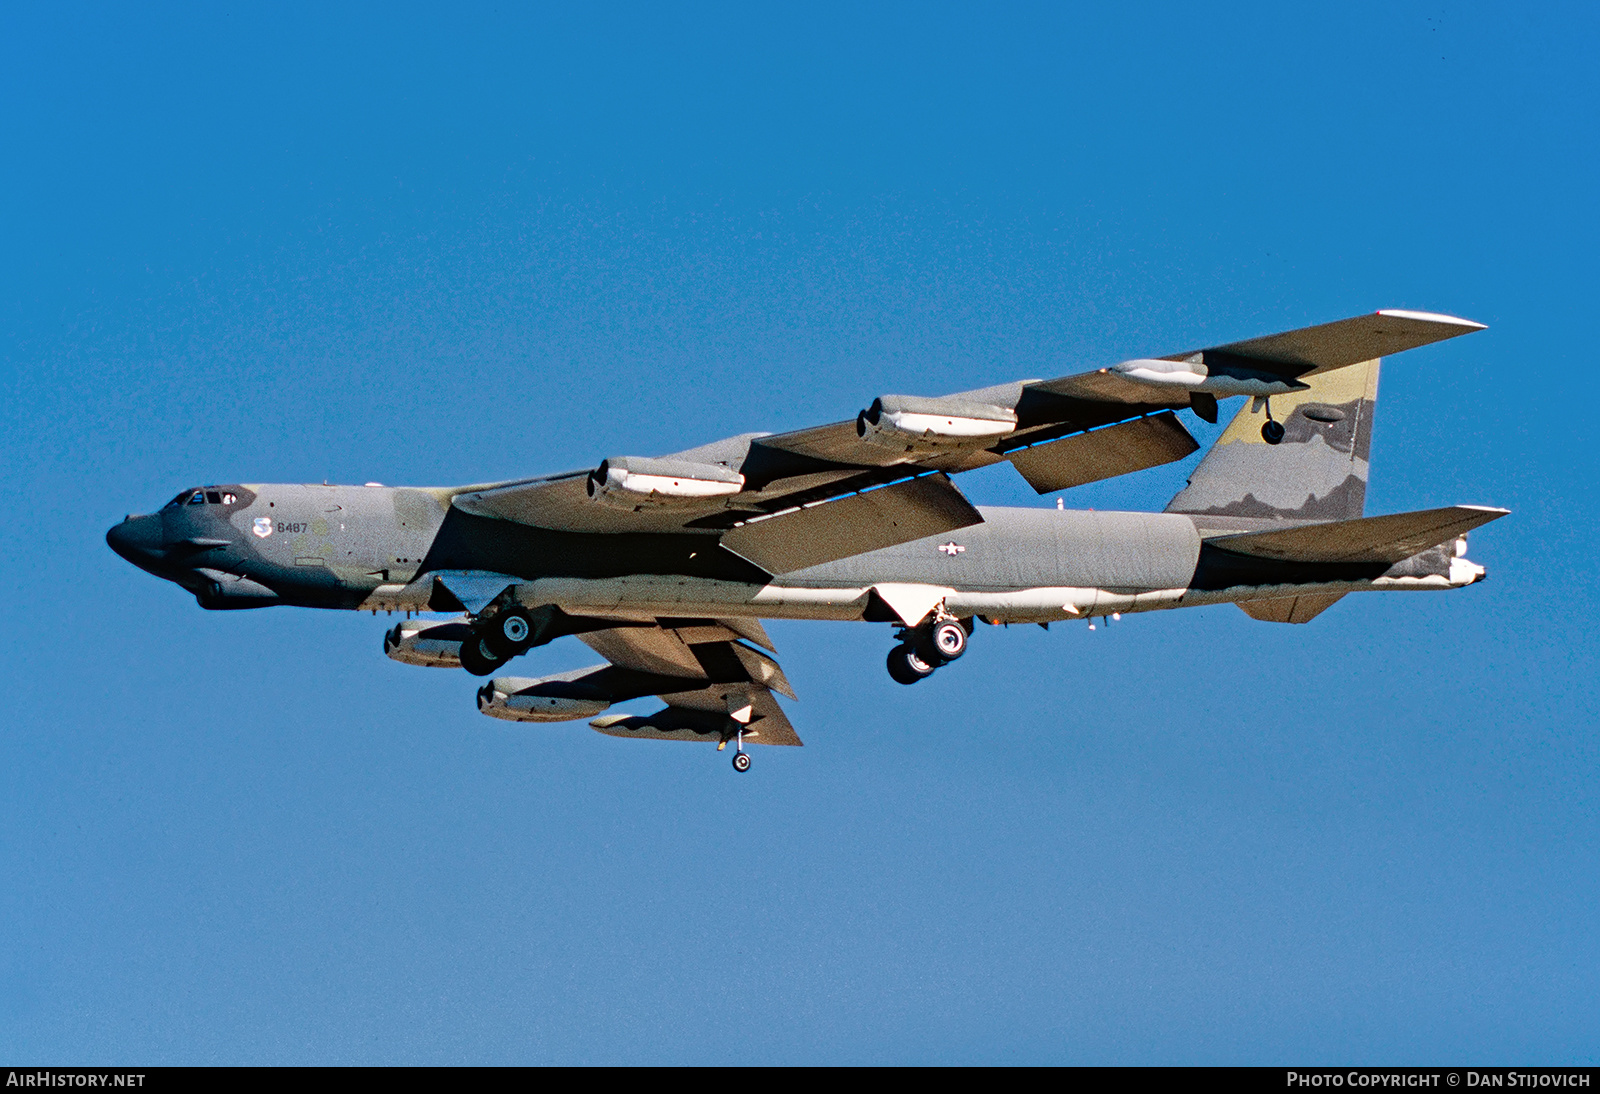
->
[{"left": 107, "top": 481, "right": 1481, "bottom": 625}]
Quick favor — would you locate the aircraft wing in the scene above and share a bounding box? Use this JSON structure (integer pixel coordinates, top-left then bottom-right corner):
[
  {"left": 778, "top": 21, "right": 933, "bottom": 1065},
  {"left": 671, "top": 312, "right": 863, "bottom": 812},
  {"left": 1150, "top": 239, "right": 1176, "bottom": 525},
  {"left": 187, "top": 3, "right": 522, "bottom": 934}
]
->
[
  {"left": 480, "top": 616, "right": 801, "bottom": 746},
  {"left": 590, "top": 682, "right": 801, "bottom": 746},
  {"left": 451, "top": 310, "right": 1484, "bottom": 571}
]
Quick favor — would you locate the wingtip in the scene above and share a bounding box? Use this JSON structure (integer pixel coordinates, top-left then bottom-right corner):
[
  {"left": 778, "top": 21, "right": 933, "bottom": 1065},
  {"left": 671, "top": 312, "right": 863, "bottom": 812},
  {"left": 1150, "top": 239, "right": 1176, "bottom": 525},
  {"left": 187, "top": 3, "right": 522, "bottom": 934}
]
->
[{"left": 1376, "top": 309, "right": 1488, "bottom": 332}]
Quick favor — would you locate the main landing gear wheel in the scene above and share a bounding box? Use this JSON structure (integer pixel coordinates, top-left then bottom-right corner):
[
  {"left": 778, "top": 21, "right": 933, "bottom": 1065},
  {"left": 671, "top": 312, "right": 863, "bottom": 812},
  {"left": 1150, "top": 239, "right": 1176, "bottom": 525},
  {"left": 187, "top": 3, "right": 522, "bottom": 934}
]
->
[
  {"left": 732, "top": 751, "right": 752, "bottom": 773},
  {"left": 926, "top": 620, "right": 968, "bottom": 661},
  {"left": 1261, "top": 418, "right": 1285, "bottom": 445},
  {"left": 457, "top": 634, "right": 506, "bottom": 676},
  {"left": 485, "top": 608, "right": 534, "bottom": 657},
  {"left": 887, "top": 644, "right": 939, "bottom": 685}
]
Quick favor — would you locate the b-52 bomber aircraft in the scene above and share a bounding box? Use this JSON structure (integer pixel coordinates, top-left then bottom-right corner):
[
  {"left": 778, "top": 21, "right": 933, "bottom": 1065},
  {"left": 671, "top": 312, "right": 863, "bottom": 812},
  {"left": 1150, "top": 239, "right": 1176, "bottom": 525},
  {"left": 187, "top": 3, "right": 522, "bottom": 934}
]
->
[{"left": 109, "top": 309, "right": 1506, "bottom": 771}]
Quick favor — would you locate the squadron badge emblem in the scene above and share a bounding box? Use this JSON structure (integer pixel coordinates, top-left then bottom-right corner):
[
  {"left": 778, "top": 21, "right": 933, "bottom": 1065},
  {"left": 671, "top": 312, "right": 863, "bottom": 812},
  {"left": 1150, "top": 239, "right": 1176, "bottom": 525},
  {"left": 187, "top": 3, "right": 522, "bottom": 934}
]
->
[{"left": 253, "top": 517, "right": 274, "bottom": 538}]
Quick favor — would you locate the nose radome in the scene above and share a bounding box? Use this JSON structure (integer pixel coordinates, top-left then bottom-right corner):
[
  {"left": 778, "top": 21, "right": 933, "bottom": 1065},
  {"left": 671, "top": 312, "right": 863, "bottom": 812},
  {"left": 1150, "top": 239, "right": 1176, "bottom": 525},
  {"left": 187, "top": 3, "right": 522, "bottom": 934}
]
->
[
  {"left": 106, "top": 514, "right": 163, "bottom": 566},
  {"left": 106, "top": 520, "right": 133, "bottom": 558}
]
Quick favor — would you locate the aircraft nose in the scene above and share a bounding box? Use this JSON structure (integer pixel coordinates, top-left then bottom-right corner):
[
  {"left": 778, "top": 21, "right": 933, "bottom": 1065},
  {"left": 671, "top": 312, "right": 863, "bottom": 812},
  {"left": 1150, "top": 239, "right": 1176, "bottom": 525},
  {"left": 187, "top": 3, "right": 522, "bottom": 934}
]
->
[{"left": 106, "top": 514, "right": 165, "bottom": 568}]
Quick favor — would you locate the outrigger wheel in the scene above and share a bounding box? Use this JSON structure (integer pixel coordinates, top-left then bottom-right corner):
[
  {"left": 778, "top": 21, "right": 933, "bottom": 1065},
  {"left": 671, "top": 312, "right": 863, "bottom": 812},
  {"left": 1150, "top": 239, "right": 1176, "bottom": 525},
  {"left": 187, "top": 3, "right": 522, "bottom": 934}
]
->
[
  {"left": 1259, "top": 398, "right": 1285, "bottom": 445},
  {"left": 732, "top": 751, "right": 752, "bottom": 773}
]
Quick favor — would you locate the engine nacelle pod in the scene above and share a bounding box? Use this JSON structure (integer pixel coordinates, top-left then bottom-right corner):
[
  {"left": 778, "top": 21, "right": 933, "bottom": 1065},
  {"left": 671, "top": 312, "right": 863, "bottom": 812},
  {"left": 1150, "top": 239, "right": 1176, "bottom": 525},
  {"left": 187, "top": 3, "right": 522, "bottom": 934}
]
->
[
  {"left": 477, "top": 677, "right": 614, "bottom": 722},
  {"left": 1110, "top": 358, "right": 1310, "bottom": 397},
  {"left": 384, "top": 616, "right": 474, "bottom": 667},
  {"left": 587, "top": 456, "right": 745, "bottom": 508},
  {"left": 857, "top": 395, "right": 1016, "bottom": 450}
]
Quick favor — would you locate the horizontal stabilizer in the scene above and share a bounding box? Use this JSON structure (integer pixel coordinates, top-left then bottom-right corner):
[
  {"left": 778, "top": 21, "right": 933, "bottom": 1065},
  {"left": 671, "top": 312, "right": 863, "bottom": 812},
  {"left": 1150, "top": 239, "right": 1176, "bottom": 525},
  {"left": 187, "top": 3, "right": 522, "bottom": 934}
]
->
[
  {"left": 1005, "top": 412, "right": 1198, "bottom": 493},
  {"left": 720, "top": 473, "right": 983, "bottom": 574},
  {"left": 1207, "top": 505, "right": 1509, "bottom": 564}
]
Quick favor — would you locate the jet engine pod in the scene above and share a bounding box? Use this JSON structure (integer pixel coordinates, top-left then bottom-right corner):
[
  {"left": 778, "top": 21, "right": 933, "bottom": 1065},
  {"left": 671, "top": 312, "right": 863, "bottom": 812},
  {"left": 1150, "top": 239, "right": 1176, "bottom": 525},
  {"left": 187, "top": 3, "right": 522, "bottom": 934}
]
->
[
  {"left": 856, "top": 395, "right": 1017, "bottom": 451},
  {"left": 384, "top": 616, "right": 474, "bottom": 667},
  {"left": 587, "top": 456, "right": 745, "bottom": 508},
  {"left": 1111, "top": 358, "right": 1310, "bottom": 398},
  {"left": 477, "top": 676, "right": 613, "bottom": 723}
]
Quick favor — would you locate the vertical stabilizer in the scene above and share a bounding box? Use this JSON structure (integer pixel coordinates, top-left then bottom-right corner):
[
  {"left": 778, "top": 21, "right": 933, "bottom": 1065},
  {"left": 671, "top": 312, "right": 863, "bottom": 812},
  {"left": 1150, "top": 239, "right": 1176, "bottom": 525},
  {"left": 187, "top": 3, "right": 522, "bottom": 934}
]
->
[{"left": 1165, "top": 359, "right": 1380, "bottom": 521}]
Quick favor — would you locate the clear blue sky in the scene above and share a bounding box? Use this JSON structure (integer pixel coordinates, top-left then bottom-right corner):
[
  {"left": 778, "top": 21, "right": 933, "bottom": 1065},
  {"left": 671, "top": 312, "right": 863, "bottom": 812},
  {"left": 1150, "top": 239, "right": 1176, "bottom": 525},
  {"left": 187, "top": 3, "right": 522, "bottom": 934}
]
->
[{"left": 3, "top": 1, "right": 1596, "bottom": 1064}]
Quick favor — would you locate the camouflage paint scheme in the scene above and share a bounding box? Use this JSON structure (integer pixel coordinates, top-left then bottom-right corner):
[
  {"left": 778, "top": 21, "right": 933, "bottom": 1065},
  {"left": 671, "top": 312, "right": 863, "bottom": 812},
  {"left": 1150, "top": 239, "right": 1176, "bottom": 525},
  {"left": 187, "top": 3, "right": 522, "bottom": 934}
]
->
[
  {"left": 1167, "top": 359, "right": 1379, "bottom": 523},
  {"left": 107, "top": 312, "right": 1505, "bottom": 756}
]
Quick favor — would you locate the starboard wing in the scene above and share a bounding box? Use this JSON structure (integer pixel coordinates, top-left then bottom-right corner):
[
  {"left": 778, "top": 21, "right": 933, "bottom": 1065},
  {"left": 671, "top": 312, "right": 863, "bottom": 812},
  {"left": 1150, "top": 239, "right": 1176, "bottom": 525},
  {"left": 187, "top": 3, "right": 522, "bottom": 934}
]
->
[{"left": 448, "top": 311, "right": 1485, "bottom": 570}]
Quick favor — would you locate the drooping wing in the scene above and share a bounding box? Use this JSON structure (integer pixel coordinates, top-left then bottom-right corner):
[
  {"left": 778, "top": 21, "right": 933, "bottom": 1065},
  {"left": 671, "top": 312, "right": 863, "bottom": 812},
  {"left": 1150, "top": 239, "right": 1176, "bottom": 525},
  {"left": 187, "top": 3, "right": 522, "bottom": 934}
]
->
[
  {"left": 1036, "top": 309, "right": 1487, "bottom": 404},
  {"left": 1183, "top": 309, "right": 1485, "bottom": 374},
  {"left": 482, "top": 617, "right": 801, "bottom": 746},
  {"left": 451, "top": 311, "right": 1485, "bottom": 569}
]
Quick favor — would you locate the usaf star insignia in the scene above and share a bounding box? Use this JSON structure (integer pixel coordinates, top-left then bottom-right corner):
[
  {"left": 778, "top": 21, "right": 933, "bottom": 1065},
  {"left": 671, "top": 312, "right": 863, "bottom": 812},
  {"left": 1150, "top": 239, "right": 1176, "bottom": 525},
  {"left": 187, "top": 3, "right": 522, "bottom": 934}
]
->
[{"left": 938, "top": 542, "right": 966, "bottom": 556}]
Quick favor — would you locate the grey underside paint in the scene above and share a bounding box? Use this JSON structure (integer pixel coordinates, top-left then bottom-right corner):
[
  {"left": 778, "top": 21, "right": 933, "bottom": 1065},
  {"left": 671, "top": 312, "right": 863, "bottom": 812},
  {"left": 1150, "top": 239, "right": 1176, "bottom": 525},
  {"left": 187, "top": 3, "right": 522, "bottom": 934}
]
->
[
  {"left": 774, "top": 504, "right": 1462, "bottom": 600},
  {"left": 779, "top": 507, "right": 1204, "bottom": 592}
]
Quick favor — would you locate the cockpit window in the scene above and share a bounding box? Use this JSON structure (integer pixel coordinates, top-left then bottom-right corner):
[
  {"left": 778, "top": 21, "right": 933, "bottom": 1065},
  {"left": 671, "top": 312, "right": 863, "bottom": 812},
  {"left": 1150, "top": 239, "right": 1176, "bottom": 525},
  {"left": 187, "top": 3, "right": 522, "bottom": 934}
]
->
[{"left": 166, "top": 487, "right": 239, "bottom": 507}]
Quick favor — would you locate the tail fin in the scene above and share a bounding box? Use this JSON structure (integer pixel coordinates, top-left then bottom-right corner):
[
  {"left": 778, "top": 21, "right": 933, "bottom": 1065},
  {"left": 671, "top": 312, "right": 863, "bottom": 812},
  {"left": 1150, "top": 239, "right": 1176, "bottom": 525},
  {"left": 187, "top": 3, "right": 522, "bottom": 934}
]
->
[{"left": 1166, "top": 359, "right": 1380, "bottom": 521}]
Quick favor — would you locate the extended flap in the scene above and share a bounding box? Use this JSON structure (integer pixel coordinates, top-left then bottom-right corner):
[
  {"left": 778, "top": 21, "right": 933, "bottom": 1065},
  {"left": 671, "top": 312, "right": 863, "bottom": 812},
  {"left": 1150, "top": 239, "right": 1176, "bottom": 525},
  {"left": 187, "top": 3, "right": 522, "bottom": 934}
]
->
[
  {"left": 729, "top": 643, "right": 797, "bottom": 700},
  {"left": 719, "top": 473, "right": 983, "bottom": 574},
  {"left": 432, "top": 570, "right": 522, "bottom": 614},
  {"left": 654, "top": 615, "right": 777, "bottom": 652},
  {"left": 1005, "top": 412, "right": 1198, "bottom": 493}
]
